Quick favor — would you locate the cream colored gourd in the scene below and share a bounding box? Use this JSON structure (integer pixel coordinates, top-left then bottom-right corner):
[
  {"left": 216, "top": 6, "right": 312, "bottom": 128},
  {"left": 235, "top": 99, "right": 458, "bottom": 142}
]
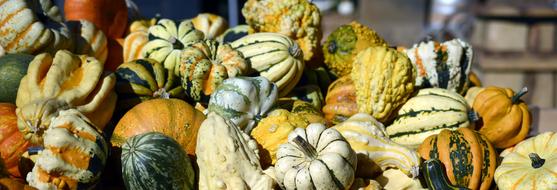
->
[
  {"left": 68, "top": 20, "right": 108, "bottom": 64},
  {"left": 375, "top": 169, "right": 427, "bottom": 190},
  {"left": 26, "top": 109, "right": 108, "bottom": 190},
  {"left": 494, "top": 132, "right": 557, "bottom": 190},
  {"left": 16, "top": 50, "right": 116, "bottom": 144},
  {"left": 196, "top": 112, "right": 276, "bottom": 190},
  {"left": 275, "top": 123, "right": 357, "bottom": 190},
  {"left": 334, "top": 113, "right": 421, "bottom": 178},
  {"left": 190, "top": 13, "right": 228, "bottom": 39}
]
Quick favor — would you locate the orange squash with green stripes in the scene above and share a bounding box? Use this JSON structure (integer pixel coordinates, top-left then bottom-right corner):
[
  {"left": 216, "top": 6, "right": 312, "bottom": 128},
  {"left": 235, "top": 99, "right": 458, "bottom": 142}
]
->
[{"left": 417, "top": 127, "right": 497, "bottom": 190}]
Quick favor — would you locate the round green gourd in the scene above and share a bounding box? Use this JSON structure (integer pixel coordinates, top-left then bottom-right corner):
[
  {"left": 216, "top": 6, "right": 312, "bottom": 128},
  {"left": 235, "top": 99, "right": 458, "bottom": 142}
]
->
[
  {"left": 0, "top": 54, "right": 34, "bottom": 103},
  {"left": 121, "top": 132, "right": 195, "bottom": 190}
]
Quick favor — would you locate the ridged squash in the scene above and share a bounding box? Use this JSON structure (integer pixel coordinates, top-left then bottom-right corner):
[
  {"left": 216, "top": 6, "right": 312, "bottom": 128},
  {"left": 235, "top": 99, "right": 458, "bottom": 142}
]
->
[
  {"left": 26, "top": 109, "right": 108, "bottom": 190},
  {"left": 0, "top": 54, "right": 34, "bottom": 103},
  {"left": 322, "top": 76, "right": 358, "bottom": 124},
  {"left": 114, "top": 59, "right": 184, "bottom": 113},
  {"left": 190, "top": 13, "right": 227, "bottom": 40},
  {"left": 404, "top": 38, "right": 473, "bottom": 94},
  {"left": 179, "top": 39, "right": 248, "bottom": 103},
  {"left": 230, "top": 32, "right": 305, "bottom": 97},
  {"left": 16, "top": 50, "right": 116, "bottom": 144},
  {"left": 422, "top": 159, "right": 470, "bottom": 190},
  {"left": 123, "top": 18, "right": 157, "bottom": 62},
  {"left": 323, "top": 21, "right": 387, "bottom": 77},
  {"left": 121, "top": 132, "right": 195, "bottom": 190},
  {"left": 351, "top": 46, "right": 416, "bottom": 123},
  {"left": 334, "top": 113, "right": 421, "bottom": 178},
  {"left": 387, "top": 88, "right": 472, "bottom": 148},
  {"left": 242, "top": 0, "right": 322, "bottom": 65},
  {"left": 207, "top": 76, "right": 278, "bottom": 133},
  {"left": 67, "top": 19, "right": 108, "bottom": 64},
  {"left": 142, "top": 19, "right": 204, "bottom": 74},
  {"left": 417, "top": 127, "right": 497, "bottom": 190}
]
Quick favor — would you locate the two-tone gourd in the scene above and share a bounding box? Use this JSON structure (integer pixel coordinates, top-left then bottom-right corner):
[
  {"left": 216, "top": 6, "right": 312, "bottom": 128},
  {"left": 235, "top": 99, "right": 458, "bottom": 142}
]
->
[
  {"left": 142, "top": 19, "right": 204, "bottom": 75},
  {"left": 333, "top": 113, "right": 421, "bottom": 178},
  {"left": 122, "top": 18, "right": 157, "bottom": 62},
  {"left": 422, "top": 159, "right": 470, "bottom": 190},
  {"left": 121, "top": 132, "right": 195, "bottom": 190},
  {"left": 417, "top": 127, "right": 497, "bottom": 190},
  {"left": 16, "top": 50, "right": 116, "bottom": 144},
  {"left": 114, "top": 59, "right": 184, "bottom": 113},
  {"left": 322, "top": 76, "right": 358, "bottom": 124},
  {"left": 26, "top": 109, "right": 108, "bottom": 190},
  {"left": 207, "top": 76, "right": 278, "bottom": 133},
  {"left": 495, "top": 132, "right": 557, "bottom": 190},
  {"left": 323, "top": 21, "right": 388, "bottom": 77},
  {"left": 230, "top": 32, "right": 304, "bottom": 97},
  {"left": 179, "top": 39, "right": 248, "bottom": 103},
  {"left": 404, "top": 38, "right": 473, "bottom": 94},
  {"left": 242, "top": 0, "right": 322, "bottom": 66},
  {"left": 196, "top": 112, "right": 276, "bottom": 189},
  {"left": 275, "top": 123, "right": 357, "bottom": 190},
  {"left": 387, "top": 88, "right": 473, "bottom": 148},
  {"left": 190, "top": 13, "right": 228, "bottom": 40}
]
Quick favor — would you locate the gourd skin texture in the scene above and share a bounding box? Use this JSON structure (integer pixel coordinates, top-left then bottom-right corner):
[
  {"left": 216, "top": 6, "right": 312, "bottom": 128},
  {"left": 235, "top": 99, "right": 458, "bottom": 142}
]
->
[
  {"left": 142, "top": 19, "right": 204, "bottom": 75},
  {"left": 472, "top": 87, "right": 531, "bottom": 149},
  {"left": 323, "top": 76, "right": 358, "bottom": 124},
  {"left": 351, "top": 46, "right": 416, "bottom": 123},
  {"left": 121, "top": 132, "right": 195, "bottom": 190},
  {"left": 123, "top": 19, "right": 157, "bottom": 62},
  {"left": 323, "top": 21, "right": 388, "bottom": 77},
  {"left": 16, "top": 50, "right": 116, "bottom": 144},
  {"left": 275, "top": 123, "right": 357, "bottom": 190},
  {"left": 387, "top": 88, "right": 471, "bottom": 148},
  {"left": 190, "top": 13, "right": 228, "bottom": 40},
  {"left": 404, "top": 38, "right": 473, "bottom": 94},
  {"left": 0, "top": 103, "right": 31, "bottom": 179},
  {"left": 196, "top": 112, "right": 276, "bottom": 190},
  {"left": 375, "top": 169, "right": 427, "bottom": 190},
  {"left": 417, "top": 127, "right": 497, "bottom": 190},
  {"left": 207, "top": 76, "right": 278, "bottom": 133},
  {"left": 26, "top": 109, "right": 108, "bottom": 190},
  {"left": 242, "top": 0, "right": 322, "bottom": 65},
  {"left": 180, "top": 39, "right": 248, "bottom": 103},
  {"left": 0, "top": 53, "right": 34, "bottom": 103},
  {"left": 333, "top": 113, "right": 421, "bottom": 178},
  {"left": 494, "top": 132, "right": 557, "bottom": 190}
]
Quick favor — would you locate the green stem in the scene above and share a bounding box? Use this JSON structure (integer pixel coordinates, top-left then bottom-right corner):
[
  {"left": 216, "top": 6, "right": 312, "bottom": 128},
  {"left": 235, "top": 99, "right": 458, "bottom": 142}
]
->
[
  {"left": 293, "top": 136, "right": 317, "bottom": 159},
  {"left": 511, "top": 87, "right": 528, "bottom": 104},
  {"left": 169, "top": 37, "right": 184, "bottom": 49},
  {"left": 529, "top": 153, "right": 545, "bottom": 169}
]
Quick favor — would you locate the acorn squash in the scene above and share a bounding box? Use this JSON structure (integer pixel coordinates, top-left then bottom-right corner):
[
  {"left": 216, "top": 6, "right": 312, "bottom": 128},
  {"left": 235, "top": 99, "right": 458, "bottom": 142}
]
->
[{"left": 0, "top": 54, "right": 34, "bottom": 103}]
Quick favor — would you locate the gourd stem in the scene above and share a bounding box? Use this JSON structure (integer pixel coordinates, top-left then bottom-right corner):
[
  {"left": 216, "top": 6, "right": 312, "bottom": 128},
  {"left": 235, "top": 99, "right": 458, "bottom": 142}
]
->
[
  {"left": 293, "top": 136, "right": 317, "bottom": 159},
  {"left": 153, "top": 88, "right": 170, "bottom": 99},
  {"left": 169, "top": 37, "right": 184, "bottom": 49},
  {"left": 289, "top": 43, "right": 303, "bottom": 58},
  {"left": 529, "top": 153, "right": 545, "bottom": 169},
  {"left": 511, "top": 87, "right": 528, "bottom": 104},
  {"left": 468, "top": 111, "right": 480, "bottom": 123}
]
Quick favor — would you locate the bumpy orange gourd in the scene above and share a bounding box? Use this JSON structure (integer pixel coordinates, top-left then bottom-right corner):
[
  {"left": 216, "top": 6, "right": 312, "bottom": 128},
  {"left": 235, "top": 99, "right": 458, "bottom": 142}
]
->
[
  {"left": 472, "top": 86, "right": 531, "bottom": 149},
  {"left": 111, "top": 98, "right": 206, "bottom": 157},
  {"left": 322, "top": 76, "right": 358, "bottom": 124},
  {"left": 0, "top": 103, "right": 31, "bottom": 179}
]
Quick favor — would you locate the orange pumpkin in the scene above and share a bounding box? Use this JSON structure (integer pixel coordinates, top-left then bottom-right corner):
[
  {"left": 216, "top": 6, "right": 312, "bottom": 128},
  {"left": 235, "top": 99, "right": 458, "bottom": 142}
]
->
[
  {"left": 111, "top": 99, "right": 206, "bottom": 157},
  {"left": 0, "top": 178, "right": 36, "bottom": 190},
  {"left": 472, "top": 86, "right": 531, "bottom": 149},
  {"left": 0, "top": 103, "right": 31, "bottom": 179},
  {"left": 322, "top": 76, "right": 358, "bottom": 124},
  {"left": 64, "top": 0, "right": 128, "bottom": 39}
]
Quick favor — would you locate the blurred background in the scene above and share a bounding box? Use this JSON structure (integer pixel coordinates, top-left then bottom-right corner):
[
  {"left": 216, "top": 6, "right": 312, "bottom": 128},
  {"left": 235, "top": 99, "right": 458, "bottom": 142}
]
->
[{"left": 52, "top": 0, "right": 557, "bottom": 130}]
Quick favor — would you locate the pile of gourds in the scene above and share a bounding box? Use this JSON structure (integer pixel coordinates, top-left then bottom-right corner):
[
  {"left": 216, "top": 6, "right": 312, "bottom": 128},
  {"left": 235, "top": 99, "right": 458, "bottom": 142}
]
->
[{"left": 0, "top": 0, "right": 554, "bottom": 190}]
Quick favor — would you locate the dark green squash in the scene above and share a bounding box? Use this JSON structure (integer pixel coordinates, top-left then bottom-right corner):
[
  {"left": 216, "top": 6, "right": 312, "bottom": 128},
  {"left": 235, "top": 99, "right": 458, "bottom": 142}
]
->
[
  {"left": 216, "top": 25, "right": 249, "bottom": 44},
  {"left": 121, "top": 132, "right": 195, "bottom": 190},
  {"left": 422, "top": 159, "right": 470, "bottom": 190},
  {"left": 0, "top": 54, "right": 34, "bottom": 103}
]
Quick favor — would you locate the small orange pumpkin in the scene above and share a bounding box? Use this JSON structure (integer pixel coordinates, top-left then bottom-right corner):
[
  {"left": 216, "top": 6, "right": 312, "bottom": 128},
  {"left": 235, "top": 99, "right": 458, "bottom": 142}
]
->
[
  {"left": 0, "top": 103, "right": 31, "bottom": 179},
  {"left": 111, "top": 98, "right": 206, "bottom": 157},
  {"left": 322, "top": 76, "right": 358, "bottom": 124},
  {"left": 472, "top": 86, "right": 531, "bottom": 149}
]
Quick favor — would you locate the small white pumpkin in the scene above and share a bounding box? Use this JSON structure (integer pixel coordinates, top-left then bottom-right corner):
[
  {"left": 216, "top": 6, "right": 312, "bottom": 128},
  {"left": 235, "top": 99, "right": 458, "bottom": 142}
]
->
[{"left": 275, "top": 123, "right": 357, "bottom": 190}]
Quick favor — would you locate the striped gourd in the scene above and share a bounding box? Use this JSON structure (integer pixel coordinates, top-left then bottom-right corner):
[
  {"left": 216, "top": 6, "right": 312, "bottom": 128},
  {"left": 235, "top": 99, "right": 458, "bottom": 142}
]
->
[
  {"left": 417, "top": 127, "right": 497, "bottom": 190},
  {"left": 230, "top": 32, "right": 305, "bottom": 97},
  {"left": 121, "top": 132, "right": 195, "bottom": 190},
  {"left": 142, "top": 19, "right": 204, "bottom": 75},
  {"left": 207, "top": 76, "right": 278, "bottom": 133},
  {"left": 387, "top": 88, "right": 472, "bottom": 148},
  {"left": 422, "top": 159, "right": 470, "bottom": 190},
  {"left": 179, "top": 39, "right": 248, "bottom": 104},
  {"left": 334, "top": 113, "right": 421, "bottom": 178},
  {"left": 0, "top": 0, "right": 72, "bottom": 54},
  {"left": 404, "top": 38, "right": 473, "bottom": 94},
  {"left": 26, "top": 109, "right": 108, "bottom": 190},
  {"left": 123, "top": 19, "right": 157, "bottom": 62},
  {"left": 115, "top": 59, "right": 184, "bottom": 113}
]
